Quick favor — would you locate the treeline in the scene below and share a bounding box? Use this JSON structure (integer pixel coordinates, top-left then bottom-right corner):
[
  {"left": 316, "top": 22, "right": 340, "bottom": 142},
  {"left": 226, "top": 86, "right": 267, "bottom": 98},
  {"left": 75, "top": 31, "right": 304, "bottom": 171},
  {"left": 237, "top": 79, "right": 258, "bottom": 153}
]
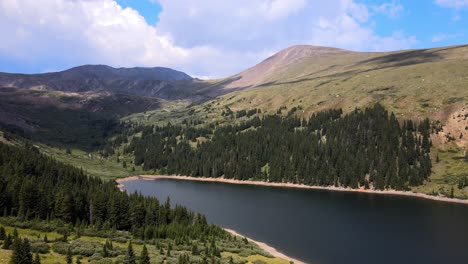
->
[
  {"left": 126, "top": 104, "right": 433, "bottom": 190},
  {"left": 0, "top": 142, "right": 225, "bottom": 241}
]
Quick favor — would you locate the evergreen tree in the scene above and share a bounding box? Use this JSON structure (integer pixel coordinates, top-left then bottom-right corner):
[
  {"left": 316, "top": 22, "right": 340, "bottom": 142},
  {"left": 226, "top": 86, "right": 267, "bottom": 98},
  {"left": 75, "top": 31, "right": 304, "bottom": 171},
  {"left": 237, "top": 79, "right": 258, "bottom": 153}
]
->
[
  {"left": 102, "top": 243, "right": 109, "bottom": 258},
  {"left": 125, "top": 241, "right": 136, "bottom": 264},
  {"left": 22, "top": 239, "right": 33, "bottom": 264},
  {"left": 66, "top": 246, "right": 73, "bottom": 264},
  {"left": 140, "top": 245, "right": 150, "bottom": 264},
  {"left": 9, "top": 237, "right": 22, "bottom": 264},
  {"left": 10, "top": 237, "right": 32, "bottom": 264},
  {"left": 3, "top": 234, "right": 13, "bottom": 249},
  {"left": 0, "top": 226, "right": 5, "bottom": 240}
]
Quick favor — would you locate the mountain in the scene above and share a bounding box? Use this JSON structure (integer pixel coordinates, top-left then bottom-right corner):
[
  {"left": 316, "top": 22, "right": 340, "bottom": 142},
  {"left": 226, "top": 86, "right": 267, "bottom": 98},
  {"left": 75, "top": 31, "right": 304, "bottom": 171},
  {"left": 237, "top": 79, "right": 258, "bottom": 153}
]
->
[
  {"left": 2, "top": 44, "right": 468, "bottom": 149},
  {"left": 200, "top": 44, "right": 468, "bottom": 123},
  {"left": 0, "top": 65, "right": 200, "bottom": 99},
  {"left": 0, "top": 65, "right": 209, "bottom": 148},
  {"left": 209, "top": 45, "right": 367, "bottom": 93}
]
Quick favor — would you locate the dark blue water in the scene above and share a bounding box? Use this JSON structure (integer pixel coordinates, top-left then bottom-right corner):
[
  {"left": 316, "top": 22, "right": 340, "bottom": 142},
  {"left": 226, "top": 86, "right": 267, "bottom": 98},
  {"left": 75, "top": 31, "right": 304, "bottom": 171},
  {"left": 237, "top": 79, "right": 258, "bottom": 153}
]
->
[{"left": 123, "top": 179, "right": 468, "bottom": 264}]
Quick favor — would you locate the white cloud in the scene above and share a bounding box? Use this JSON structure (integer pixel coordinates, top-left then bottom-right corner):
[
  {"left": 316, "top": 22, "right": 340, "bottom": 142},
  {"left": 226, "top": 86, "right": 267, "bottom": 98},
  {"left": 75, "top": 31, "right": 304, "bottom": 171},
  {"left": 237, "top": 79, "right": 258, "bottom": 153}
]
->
[
  {"left": 431, "top": 32, "right": 464, "bottom": 42},
  {"left": 373, "top": 1, "right": 405, "bottom": 18},
  {"left": 435, "top": 0, "right": 468, "bottom": 8},
  {"left": 0, "top": 0, "right": 189, "bottom": 70},
  {"left": 0, "top": 0, "right": 417, "bottom": 78}
]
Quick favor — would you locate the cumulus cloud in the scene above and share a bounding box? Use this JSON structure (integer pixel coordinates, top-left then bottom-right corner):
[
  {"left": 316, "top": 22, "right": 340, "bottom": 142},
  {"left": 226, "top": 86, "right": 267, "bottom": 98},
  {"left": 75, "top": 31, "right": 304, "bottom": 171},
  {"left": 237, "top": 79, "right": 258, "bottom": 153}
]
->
[
  {"left": 435, "top": 0, "right": 468, "bottom": 8},
  {"left": 373, "top": 1, "right": 405, "bottom": 18},
  {"left": 0, "top": 0, "right": 193, "bottom": 70},
  {"left": 0, "top": 0, "right": 417, "bottom": 77}
]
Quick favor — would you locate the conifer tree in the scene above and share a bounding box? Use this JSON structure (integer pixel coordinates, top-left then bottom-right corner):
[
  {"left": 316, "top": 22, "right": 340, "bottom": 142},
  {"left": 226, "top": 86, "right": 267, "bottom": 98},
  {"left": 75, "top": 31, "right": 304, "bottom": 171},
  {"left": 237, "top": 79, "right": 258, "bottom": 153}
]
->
[
  {"left": 66, "top": 246, "right": 73, "bottom": 264},
  {"left": 140, "top": 245, "right": 150, "bottom": 264},
  {"left": 22, "top": 239, "right": 33, "bottom": 264},
  {"left": 3, "top": 234, "right": 12, "bottom": 249},
  {"left": 125, "top": 241, "right": 136, "bottom": 264},
  {"left": 0, "top": 226, "right": 5, "bottom": 240},
  {"left": 10, "top": 237, "right": 32, "bottom": 264},
  {"left": 102, "top": 243, "right": 109, "bottom": 258},
  {"left": 9, "top": 237, "right": 23, "bottom": 264}
]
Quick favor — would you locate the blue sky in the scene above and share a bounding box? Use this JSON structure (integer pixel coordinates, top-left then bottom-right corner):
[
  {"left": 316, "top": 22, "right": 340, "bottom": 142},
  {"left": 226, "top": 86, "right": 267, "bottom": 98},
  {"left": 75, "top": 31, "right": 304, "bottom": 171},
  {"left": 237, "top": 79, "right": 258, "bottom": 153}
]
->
[
  {"left": 0, "top": 0, "right": 467, "bottom": 77},
  {"left": 115, "top": 0, "right": 161, "bottom": 25}
]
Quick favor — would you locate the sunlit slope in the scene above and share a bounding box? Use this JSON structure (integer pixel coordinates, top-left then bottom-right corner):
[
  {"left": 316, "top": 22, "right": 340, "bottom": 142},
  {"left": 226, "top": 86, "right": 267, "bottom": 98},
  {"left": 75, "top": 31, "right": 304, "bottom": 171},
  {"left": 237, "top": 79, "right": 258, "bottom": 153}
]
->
[{"left": 201, "top": 44, "right": 468, "bottom": 120}]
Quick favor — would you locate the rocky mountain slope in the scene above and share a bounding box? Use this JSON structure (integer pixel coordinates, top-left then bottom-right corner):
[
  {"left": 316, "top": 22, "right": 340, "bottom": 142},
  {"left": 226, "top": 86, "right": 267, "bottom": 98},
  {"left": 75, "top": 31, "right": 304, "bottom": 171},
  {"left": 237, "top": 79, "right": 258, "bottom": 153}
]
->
[{"left": 0, "top": 65, "right": 201, "bottom": 99}]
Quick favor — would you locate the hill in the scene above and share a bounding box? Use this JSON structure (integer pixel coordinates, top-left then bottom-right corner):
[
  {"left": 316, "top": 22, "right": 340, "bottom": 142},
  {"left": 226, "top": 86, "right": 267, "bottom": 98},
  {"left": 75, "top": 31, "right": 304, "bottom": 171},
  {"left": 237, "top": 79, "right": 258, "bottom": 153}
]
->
[{"left": 181, "top": 45, "right": 467, "bottom": 146}]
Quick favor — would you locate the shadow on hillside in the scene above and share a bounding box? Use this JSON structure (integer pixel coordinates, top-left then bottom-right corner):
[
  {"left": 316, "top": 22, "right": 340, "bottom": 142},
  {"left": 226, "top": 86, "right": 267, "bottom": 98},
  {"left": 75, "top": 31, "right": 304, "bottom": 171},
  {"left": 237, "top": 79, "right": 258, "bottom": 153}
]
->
[
  {"left": 202, "top": 76, "right": 258, "bottom": 96},
  {"left": 357, "top": 49, "right": 441, "bottom": 67},
  {"left": 246, "top": 45, "right": 468, "bottom": 89}
]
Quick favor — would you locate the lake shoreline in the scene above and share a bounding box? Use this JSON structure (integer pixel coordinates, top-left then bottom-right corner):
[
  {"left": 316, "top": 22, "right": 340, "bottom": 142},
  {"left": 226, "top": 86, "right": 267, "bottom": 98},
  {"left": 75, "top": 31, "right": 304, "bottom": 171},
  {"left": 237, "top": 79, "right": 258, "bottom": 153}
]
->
[
  {"left": 223, "top": 228, "right": 306, "bottom": 264},
  {"left": 116, "top": 175, "right": 305, "bottom": 263},
  {"left": 116, "top": 174, "right": 468, "bottom": 205}
]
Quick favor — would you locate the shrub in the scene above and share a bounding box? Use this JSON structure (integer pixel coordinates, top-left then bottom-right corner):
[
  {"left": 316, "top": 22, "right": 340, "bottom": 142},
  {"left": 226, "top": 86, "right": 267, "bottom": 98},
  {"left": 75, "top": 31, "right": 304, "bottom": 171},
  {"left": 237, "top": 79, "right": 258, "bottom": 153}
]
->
[
  {"left": 53, "top": 239, "right": 102, "bottom": 257},
  {"left": 31, "top": 240, "right": 50, "bottom": 254}
]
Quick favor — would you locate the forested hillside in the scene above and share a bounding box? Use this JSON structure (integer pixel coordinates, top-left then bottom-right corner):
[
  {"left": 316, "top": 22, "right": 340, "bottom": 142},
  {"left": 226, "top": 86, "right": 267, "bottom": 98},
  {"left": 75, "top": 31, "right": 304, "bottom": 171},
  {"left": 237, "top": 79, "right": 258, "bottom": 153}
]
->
[
  {"left": 125, "top": 104, "right": 433, "bottom": 190},
  {"left": 0, "top": 141, "right": 286, "bottom": 263},
  {"left": 0, "top": 142, "right": 224, "bottom": 239}
]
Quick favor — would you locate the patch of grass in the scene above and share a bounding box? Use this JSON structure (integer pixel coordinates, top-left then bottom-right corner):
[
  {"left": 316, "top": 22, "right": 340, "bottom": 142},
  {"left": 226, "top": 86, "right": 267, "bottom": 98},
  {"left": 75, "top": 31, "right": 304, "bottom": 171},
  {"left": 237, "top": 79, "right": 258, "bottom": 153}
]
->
[
  {"left": 1, "top": 225, "right": 62, "bottom": 241},
  {"left": 0, "top": 249, "right": 12, "bottom": 263},
  {"left": 0, "top": 221, "right": 288, "bottom": 264},
  {"left": 36, "top": 144, "right": 142, "bottom": 180},
  {"left": 412, "top": 145, "right": 468, "bottom": 199},
  {"left": 222, "top": 252, "right": 290, "bottom": 264}
]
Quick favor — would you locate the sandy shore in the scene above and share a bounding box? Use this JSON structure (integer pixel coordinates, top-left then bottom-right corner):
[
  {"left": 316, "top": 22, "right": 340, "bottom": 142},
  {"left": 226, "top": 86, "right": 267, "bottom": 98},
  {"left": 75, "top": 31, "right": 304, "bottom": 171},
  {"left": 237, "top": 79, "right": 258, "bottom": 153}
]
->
[
  {"left": 223, "top": 228, "right": 306, "bottom": 264},
  {"left": 116, "top": 175, "right": 468, "bottom": 205}
]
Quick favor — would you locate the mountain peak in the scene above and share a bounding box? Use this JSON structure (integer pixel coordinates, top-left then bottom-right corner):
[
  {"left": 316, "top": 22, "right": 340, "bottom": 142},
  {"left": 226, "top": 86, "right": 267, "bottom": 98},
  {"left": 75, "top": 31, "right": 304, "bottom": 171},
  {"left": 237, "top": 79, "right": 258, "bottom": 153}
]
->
[
  {"left": 260, "top": 45, "right": 350, "bottom": 70},
  {"left": 212, "top": 45, "right": 352, "bottom": 92},
  {"left": 0, "top": 65, "right": 194, "bottom": 98},
  {"left": 274, "top": 45, "right": 349, "bottom": 58},
  {"left": 64, "top": 65, "right": 192, "bottom": 81}
]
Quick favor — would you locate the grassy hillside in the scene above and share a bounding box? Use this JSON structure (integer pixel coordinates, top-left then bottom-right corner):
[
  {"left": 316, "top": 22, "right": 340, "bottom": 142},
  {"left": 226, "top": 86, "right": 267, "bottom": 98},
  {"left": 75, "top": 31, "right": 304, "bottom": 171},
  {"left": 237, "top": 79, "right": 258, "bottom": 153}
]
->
[
  {"left": 0, "top": 220, "right": 288, "bottom": 264},
  {"left": 197, "top": 45, "right": 468, "bottom": 120},
  {"left": 125, "top": 45, "right": 468, "bottom": 129}
]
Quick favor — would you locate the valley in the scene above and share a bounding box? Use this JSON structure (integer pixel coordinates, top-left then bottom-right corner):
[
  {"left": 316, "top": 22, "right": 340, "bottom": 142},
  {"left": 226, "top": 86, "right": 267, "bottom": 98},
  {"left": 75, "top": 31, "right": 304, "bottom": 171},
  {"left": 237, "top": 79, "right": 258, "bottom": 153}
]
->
[{"left": 1, "top": 43, "right": 468, "bottom": 264}]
